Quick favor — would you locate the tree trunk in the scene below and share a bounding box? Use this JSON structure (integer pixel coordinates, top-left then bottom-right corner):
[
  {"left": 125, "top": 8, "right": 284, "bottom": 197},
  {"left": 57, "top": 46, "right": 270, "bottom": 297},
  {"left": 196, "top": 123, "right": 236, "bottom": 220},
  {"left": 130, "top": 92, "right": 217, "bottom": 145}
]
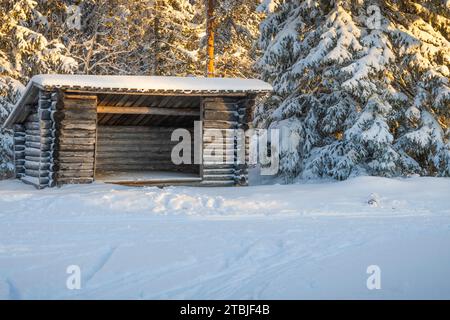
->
[{"left": 206, "top": 0, "right": 215, "bottom": 77}]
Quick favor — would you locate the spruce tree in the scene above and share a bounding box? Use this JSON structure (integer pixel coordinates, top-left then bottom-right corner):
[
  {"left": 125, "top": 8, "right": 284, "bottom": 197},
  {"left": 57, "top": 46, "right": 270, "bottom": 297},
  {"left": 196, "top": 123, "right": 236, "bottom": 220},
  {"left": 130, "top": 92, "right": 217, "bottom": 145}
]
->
[{"left": 256, "top": 0, "right": 449, "bottom": 180}]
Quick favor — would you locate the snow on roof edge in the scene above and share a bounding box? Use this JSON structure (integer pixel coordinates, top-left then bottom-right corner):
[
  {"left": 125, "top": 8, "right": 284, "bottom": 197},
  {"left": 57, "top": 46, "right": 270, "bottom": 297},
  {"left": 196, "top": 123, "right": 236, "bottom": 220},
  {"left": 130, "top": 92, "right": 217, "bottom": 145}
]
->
[{"left": 31, "top": 74, "right": 273, "bottom": 93}]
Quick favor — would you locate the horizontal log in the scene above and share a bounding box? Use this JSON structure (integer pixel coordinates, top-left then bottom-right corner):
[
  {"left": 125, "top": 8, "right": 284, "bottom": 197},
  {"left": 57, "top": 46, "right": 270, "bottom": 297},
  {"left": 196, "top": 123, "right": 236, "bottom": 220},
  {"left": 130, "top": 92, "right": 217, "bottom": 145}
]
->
[
  {"left": 16, "top": 167, "right": 25, "bottom": 174},
  {"left": 59, "top": 144, "right": 95, "bottom": 152},
  {"left": 26, "top": 113, "right": 39, "bottom": 122},
  {"left": 14, "top": 132, "right": 26, "bottom": 138},
  {"left": 96, "top": 138, "right": 178, "bottom": 145},
  {"left": 15, "top": 153, "right": 26, "bottom": 161},
  {"left": 14, "top": 137, "right": 25, "bottom": 144},
  {"left": 203, "top": 102, "right": 238, "bottom": 111},
  {"left": 97, "top": 106, "right": 199, "bottom": 117},
  {"left": 57, "top": 177, "right": 93, "bottom": 185},
  {"left": 96, "top": 133, "right": 175, "bottom": 141},
  {"left": 39, "top": 110, "right": 53, "bottom": 120},
  {"left": 15, "top": 159, "right": 25, "bottom": 165},
  {"left": 202, "top": 164, "right": 236, "bottom": 169},
  {"left": 204, "top": 110, "right": 239, "bottom": 121},
  {"left": 61, "top": 122, "right": 96, "bottom": 130},
  {"left": 59, "top": 163, "right": 94, "bottom": 171},
  {"left": 98, "top": 126, "right": 181, "bottom": 133},
  {"left": 14, "top": 124, "right": 25, "bottom": 131},
  {"left": 95, "top": 157, "right": 173, "bottom": 165},
  {"left": 25, "top": 169, "right": 49, "bottom": 178},
  {"left": 59, "top": 129, "right": 96, "bottom": 139},
  {"left": 64, "top": 94, "right": 97, "bottom": 101},
  {"left": 59, "top": 109, "right": 97, "bottom": 120},
  {"left": 25, "top": 156, "right": 49, "bottom": 162},
  {"left": 25, "top": 129, "right": 54, "bottom": 138},
  {"left": 203, "top": 121, "right": 238, "bottom": 129},
  {"left": 96, "top": 145, "right": 177, "bottom": 153},
  {"left": 25, "top": 120, "right": 53, "bottom": 130},
  {"left": 23, "top": 149, "right": 41, "bottom": 157},
  {"left": 59, "top": 137, "right": 95, "bottom": 145},
  {"left": 202, "top": 168, "right": 235, "bottom": 175},
  {"left": 26, "top": 135, "right": 53, "bottom": 144},
  {"left": 21, "top": 176, "right": 49, "bottom": 189},
  {"left": 202, "top": 174, "right": 236, "bottom": 181},
  {"left": 95, "top": 164, "right": 197, "bottom": 171},
  {"left": 58, "top": 157, "right": 94, "bottom": 165},
  {"left": 57, "top": 151, "right": 95, "bottom": 158},
  {"left": 57, "top": 170, "right": 94, "bottom": 179},
  {"left": 25, "top": 141, "right": 49, "bottom": 150},
  {"left": 199, "top": 180, "right": 235, "bottom": 186},
  {"left": 25, "top": 161, "right": 51, "bottom": 171}
]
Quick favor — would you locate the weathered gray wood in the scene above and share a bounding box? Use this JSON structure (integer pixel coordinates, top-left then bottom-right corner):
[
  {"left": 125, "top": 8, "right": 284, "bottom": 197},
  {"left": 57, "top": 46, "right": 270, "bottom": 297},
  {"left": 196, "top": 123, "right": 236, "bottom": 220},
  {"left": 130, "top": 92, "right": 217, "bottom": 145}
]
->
[
  {"left": 95, "top": 157, "right": 173, "bottom": 165},
  {"left": 97, "top": 106, "right": 199, "bottom": 116},
  {"left": 59, "top": 144, "right": 95, "bottom": 152},
  {"left": 56, "top": 94, "right": 97, "bottom": 185},
  {"left": 57, "top": 151, "right": 95, "bottom": 158},
  {"left": 96, "top": 145, "right": 177, "bottom": 153},
  {"left": 25, "top": 161, "right": 51, "bottom": 170},
  {"left": 60, "top": 122, "right": 96, "bottom": 130},
  {"left": 25, "top": 169, "right": 50, "bottom": 178},
  {"left": 200, "top": 180, "right": 235, "bottom": 186},
  {"left": 21, "top": 176, "right": 49, "bottom": 189},
  {"left": 204, "top": 110, "right": 238, "bottom": 121},
  {"left": 59, "top": 163, "right": 94, "bottom": 170},
  {"left": 58, "top": 137, "right": 96, "bottom": 145},
  {"left": 56, "top": 177, "right": 94, "bottom": 185},
  {"left": 25, "top": 136, "right": 53, "bottom": 144},
  {"left": 98, "top": 126, "right": 178, "bottom": 133},
  {"left": 203, "top": 121, "right": 238, "bottom": 129},
  {"left": 58, "top": 170, "right": 94, "bottom": 178},
  {"left": 25, "top": 142, "right": 52, "bottom": 151},
  {"left": 59, "top": 130, "right": 96, "bottom": 139},
  {"left": 25, "top": 156, "right": 49, "bottom": 162},
  {"left": 14, "top": 136, "right": 26, "bottom": 146}
]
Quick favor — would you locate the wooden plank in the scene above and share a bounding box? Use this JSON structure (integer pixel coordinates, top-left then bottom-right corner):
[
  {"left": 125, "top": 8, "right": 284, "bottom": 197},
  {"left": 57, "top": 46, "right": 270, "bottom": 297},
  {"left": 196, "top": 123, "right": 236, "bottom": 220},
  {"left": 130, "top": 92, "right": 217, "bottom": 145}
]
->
[
  {"left": 204, "top": 110, "right": 238, "bottom": 121},
  {"left": 25, "top": 169, "right": 49, "bottom": 178},
  {"left": 61, "top": 122, "right": 96, "bottom": 130},
  {"left": 64, "top": 89, "right": 248, "bottom": 97},
  {"left": 97, "top": 106, "right": 199, "bottom": 116},
  {"left": 21, "top": 176, "right": 49, "bottom": 189},
  {"left": 59, "top": 163, "right": 94, "bottom": 170},
  {"left": 57, "top": 178, "right": 94, "bottom": 185},
  {"left": 24, "top": 161, "right": 51, "bottom": 171},
  {"left": 59, "top": 144, "right": 96, "bottom": 152},
  {"left": 57, "top": 170, "right": 94, "bottom": 178},
  {"left": 63, "top": 94, "right": 97, "bottom": 100}
]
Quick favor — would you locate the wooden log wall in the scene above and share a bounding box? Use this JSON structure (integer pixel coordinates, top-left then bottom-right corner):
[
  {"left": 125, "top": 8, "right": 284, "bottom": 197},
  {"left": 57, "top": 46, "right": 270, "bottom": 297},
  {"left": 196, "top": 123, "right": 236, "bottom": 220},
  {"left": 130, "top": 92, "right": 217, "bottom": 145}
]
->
[
  {"left": 201, "top": 96, "right": 255, "bottom": 186},
  {"left": 13, "top": 124, "right": 26, "bottom": 179},
  {"left": 53, "top": 93, "right": 98, "bottom": 185},
  {"left": 14, "top": 91, "right": 57, "bottom": 188},
  {"left": 95, "top": 126, "right": 197, "bottom": 174}
]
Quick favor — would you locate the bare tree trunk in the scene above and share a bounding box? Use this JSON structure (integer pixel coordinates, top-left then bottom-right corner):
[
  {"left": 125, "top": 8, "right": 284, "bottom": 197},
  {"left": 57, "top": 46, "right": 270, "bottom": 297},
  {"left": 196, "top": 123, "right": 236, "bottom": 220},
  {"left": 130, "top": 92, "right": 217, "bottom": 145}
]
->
[
  {"left": 153, "top": 0, "right": 160, "bottom": 75},
  {"left": 206, "top": 0, "right": 215, "bottom": 77}
]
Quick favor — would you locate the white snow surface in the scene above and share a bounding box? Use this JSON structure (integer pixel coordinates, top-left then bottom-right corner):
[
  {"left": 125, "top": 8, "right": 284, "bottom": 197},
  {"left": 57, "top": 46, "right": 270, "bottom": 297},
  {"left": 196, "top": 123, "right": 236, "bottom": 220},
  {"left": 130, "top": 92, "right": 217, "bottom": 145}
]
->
[
  {"left": 29, "top": 74, "right": 273, "bottom": 92},
  {"left": 0, "top": 176, "right": 449, "bottom": 299}
]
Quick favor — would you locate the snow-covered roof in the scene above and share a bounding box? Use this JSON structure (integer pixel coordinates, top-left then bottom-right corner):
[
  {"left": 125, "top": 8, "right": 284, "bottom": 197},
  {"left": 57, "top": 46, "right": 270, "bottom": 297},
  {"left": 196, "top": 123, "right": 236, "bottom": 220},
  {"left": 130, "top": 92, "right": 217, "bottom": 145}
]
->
[
  {"left": 3, "top": 75, "right": 272, "bottom": 129},
  {"left": 30, "top": 74, "right": 273, "bottom": 93}
]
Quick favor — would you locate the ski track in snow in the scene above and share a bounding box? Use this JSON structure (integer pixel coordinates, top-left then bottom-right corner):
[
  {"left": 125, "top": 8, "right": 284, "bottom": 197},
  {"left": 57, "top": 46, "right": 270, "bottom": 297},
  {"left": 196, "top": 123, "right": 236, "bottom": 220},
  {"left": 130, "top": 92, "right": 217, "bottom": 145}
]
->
[{"left": 0, "top": 176, "right": 449, "bottom": 299}]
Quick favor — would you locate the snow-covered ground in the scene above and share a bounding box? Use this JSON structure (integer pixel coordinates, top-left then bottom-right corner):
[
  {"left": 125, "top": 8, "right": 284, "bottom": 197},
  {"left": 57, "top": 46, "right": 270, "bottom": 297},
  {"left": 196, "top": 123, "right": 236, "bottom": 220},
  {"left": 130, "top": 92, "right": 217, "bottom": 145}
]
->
[{"left": 0, "top": 176, "right": 449, "bottom": 299}]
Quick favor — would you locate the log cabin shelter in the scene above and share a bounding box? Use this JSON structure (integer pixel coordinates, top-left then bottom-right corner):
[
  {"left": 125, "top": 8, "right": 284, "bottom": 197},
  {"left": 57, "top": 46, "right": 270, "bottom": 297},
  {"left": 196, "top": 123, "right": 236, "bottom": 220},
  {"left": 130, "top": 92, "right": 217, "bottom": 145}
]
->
[{"left": 2, "top": 75, "right": 272, "bottom": 189}]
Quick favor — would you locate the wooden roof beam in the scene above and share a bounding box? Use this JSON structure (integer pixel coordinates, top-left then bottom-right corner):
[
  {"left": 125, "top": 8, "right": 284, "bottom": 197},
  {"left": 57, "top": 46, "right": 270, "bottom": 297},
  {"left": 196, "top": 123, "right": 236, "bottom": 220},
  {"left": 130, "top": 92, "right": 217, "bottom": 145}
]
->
[{"left": 97, "top": 106, "right": 199, "bottom": 117}]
